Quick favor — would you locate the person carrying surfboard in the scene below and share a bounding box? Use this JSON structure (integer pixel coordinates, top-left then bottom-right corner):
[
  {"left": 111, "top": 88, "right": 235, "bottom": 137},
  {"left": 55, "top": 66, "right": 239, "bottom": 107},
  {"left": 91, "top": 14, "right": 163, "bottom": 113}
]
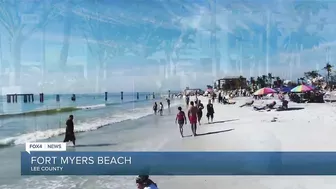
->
[
  {"left": 176, "top": 106, "right": 187, "bottom": 137},
  {"left": 63, "top": 115, "right": 76, "bottom": 146}
]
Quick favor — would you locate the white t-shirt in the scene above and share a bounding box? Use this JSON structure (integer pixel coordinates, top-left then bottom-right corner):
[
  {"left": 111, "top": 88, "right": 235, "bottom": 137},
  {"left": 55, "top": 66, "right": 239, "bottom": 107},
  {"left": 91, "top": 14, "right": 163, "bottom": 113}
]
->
[
  {"left": 159, "top": 104, "right": 163, "bottom": 110},
  {"left": 144, "top": 183, "right": 158, "bottom": 189}
]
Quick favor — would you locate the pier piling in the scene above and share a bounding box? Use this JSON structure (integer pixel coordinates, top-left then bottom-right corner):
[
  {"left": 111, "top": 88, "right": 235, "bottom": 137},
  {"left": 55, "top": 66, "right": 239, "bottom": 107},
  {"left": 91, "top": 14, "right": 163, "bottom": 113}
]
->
[
  {"left": 23, "top": 95, "right": 28, "bottom": 103},
  {"left": 39, "top": 93, "right": 44, "bottom": 103},
  {"left": 6, "top": 94, "right": 34, "bottom": 103},
  {"left": 121, "top": 91, "right": 124, "bottom": 101},
  {"left": 105, "top": 92, "right": 108, "bottom": 101}
]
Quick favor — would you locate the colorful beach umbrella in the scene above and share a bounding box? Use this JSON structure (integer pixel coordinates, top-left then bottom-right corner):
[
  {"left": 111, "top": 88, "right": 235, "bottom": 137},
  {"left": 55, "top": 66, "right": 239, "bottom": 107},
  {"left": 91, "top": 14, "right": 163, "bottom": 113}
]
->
[
  {"left": 253, "top": 87, "right": 277, "bottom": 95},
  {"left": 290, "top": 85, "right": 313, "bottom": 93}
]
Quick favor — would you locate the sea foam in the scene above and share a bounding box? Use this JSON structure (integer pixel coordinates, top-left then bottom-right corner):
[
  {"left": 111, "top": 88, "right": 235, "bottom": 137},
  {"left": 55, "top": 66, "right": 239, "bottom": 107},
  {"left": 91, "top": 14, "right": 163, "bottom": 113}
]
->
[{"left": 0, "top": 101, "right": 181, "bottom": 147}]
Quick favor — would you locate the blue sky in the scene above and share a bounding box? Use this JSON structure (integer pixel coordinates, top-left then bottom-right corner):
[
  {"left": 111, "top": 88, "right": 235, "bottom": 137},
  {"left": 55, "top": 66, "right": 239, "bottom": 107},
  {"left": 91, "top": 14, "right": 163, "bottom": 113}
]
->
[{"left": 0, "top": 0, "right": 335, "bottom": 93}]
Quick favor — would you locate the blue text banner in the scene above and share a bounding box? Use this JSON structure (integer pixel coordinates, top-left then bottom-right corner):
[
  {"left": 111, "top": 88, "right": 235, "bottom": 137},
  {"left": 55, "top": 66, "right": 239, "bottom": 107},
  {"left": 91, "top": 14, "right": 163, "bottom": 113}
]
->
[{"left": 21, "top": 151, "right": 336, "bottom": 175}]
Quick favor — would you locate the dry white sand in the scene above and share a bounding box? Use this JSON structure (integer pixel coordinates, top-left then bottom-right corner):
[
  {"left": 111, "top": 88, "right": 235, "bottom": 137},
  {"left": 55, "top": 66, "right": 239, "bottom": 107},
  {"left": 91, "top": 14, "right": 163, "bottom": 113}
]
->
[{"left": 156, "top": 96, "right": 336, "bottom": 189}]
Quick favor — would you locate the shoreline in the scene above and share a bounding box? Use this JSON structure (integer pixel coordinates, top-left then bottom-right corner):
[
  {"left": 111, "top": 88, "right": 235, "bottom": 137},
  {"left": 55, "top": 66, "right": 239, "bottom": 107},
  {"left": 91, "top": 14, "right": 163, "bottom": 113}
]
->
[{"left": 0, "top": 100, "right": 184, "bottom": 188}]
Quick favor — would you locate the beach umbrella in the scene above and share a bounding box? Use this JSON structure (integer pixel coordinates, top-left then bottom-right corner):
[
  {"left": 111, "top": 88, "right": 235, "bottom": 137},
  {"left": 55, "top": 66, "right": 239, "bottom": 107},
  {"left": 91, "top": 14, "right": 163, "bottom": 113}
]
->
[
  {"left": 253, "top": 87, "right": 277, "bottom": 95},
  {"left": 290, "top": 84, "right": 314, "bottom": 93}
]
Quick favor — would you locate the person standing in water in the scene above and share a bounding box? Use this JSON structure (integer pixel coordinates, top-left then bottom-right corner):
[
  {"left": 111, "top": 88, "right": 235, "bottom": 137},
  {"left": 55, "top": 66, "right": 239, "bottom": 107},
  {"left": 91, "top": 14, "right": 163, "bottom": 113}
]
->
[
  {"left": 206, "top": 99, "right": 215, "bottom": 123},
  {"left": 188, "top": 101, "right": 198, "bottom": 136},
  {"left": 166, "top": 98, "right": 171, "bottom": 109},
  {"left": 197, "top": 100, "right": 204, "bottom": 125},
  {"left": 175, "top": 106, "right": 187, "bottom": 137},
  {"left": 63, "top": 115, "right": 76, "bottom": 146},
  {"left": 159, "top": 102, "right": 164, "bottom": 116},
  {"left": 153, "top": 102, "right": 158, "bottom": 115}
]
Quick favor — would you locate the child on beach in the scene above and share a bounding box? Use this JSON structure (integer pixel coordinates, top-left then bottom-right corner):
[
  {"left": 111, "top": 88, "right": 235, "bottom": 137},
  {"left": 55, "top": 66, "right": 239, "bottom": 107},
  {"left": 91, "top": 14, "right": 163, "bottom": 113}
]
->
[
  {"left": 176, "top": 106, "right": 187, "bottom": 137},
  {"left": 159, "top": 102, "right": 163, "bottom": 116}
]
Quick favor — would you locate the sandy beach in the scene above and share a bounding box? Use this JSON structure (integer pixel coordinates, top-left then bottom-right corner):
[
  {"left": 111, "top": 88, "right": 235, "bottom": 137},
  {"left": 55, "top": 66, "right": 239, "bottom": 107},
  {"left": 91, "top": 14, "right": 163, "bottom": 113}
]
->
[
  {"left": 154, "top": 96, "right": 336, "bottom": 189},
  {"left": 2, "top": 95, "right": 336, "bottom": 189}
]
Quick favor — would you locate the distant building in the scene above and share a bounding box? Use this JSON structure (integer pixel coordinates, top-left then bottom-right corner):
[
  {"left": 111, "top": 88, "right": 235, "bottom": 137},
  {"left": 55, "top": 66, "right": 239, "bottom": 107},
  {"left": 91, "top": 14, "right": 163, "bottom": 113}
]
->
[{"left": 216, "top": 76, "right": 247, "bottom": 90}]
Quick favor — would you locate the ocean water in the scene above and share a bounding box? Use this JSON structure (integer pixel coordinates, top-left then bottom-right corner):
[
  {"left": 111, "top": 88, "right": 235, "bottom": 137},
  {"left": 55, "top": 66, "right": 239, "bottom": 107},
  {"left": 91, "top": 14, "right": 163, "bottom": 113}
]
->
[
  {"left": 0, "top": 92, "right": 184, "bottom": 189},
  {"left": 0, "top": 92, "right": 165, "bottom": 146}
]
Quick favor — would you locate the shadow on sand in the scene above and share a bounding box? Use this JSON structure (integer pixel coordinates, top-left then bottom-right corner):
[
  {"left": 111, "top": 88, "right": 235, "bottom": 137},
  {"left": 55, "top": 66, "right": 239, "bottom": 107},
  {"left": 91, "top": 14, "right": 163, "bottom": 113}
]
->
[
  {"left": 70, "top": 143, "right": 117, "bottom": 148},
  {"left": 197, "top": 129, "right": 234, "bottom": 137},
  {"left": 183, "top": 135, "right": 193, "bottom": 138},
  {"left": 209, "top": 119, "right": 239, "bottom": 124},
  {"left": 276, "top": 107, "right": 304, "bottom": 111}
]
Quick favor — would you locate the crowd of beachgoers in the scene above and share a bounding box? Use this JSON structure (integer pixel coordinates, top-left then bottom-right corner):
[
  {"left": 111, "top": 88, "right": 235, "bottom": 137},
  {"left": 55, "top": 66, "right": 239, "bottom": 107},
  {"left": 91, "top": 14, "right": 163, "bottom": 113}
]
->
[{"left": 186, "top": 83, "right": 336, "bottom": 115}]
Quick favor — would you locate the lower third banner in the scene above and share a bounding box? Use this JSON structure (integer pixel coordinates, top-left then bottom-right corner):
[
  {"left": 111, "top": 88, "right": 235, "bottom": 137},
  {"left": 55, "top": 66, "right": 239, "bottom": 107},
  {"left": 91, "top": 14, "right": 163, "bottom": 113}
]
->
[{"left": 21, "top": 151, "right": 336, "bottom": 175}]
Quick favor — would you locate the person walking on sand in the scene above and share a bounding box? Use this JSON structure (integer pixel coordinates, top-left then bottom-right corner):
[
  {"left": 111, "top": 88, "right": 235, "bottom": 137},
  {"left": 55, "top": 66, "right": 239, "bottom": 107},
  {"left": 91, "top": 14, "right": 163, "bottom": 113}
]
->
[
  {"left": 188, "top": 101, "right": 198, "bottom": 136},
  {"left": 197, "top": 100, "right": 204, "bottom": 125},
  {"left": 153, "top": 102, "right": 158, "bottom": 115},
  {"left": 206, "top": 100, "right": 215, "bottom": 123},
  {"left": 175, "top": 106, "right": 187, "bottom": 137},
  {"left": 159, "top": 102, "right": 164, "bottom": 116},
  {"left": 185, "top": 95, "right": 190, "bottom": 107},
  {"left": 63, "top": 115, "right": 76, "bottom": 146}
]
